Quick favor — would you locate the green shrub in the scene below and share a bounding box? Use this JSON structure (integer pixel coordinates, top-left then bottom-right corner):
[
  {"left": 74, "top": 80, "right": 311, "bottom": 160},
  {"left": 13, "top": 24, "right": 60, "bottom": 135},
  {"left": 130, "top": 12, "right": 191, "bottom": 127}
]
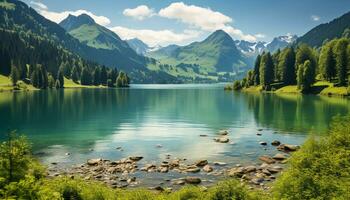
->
[
  {"left": 273, "top": 115, "right": 350, "bottom": 200},
  {"left": 207, "top": 179, "right": 261, "bottom": 200}
]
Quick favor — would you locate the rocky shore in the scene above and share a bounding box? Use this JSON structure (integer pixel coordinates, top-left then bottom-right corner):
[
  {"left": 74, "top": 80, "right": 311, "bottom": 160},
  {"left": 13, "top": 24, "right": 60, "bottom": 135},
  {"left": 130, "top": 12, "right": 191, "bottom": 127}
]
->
[{"left": 47, "top": 130, "right": 300, "bottom": 191}]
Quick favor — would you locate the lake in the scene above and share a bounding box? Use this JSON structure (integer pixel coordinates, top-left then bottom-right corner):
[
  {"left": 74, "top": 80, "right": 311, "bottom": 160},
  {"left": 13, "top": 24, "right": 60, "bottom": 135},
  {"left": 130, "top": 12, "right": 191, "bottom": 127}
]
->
[{"left": 0, "top": 84, "right": 349, "bottom": 186}]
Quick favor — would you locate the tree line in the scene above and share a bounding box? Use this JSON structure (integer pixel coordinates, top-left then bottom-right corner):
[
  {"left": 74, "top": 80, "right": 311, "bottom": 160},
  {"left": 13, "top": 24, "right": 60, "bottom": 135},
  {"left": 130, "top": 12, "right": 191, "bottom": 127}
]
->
[
  {"left": 232, "top": 37, "right": 350, "bottom": 92},
  {"left": 0, "top": 29, "right": 130, "bottom": 89}
]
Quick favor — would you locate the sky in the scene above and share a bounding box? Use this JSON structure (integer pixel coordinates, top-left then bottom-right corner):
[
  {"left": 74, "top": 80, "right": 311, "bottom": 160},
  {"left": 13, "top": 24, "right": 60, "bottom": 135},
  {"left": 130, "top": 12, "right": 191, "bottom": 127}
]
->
[{"left": 24, "top": 0, "right": 350, "bottom": 47}]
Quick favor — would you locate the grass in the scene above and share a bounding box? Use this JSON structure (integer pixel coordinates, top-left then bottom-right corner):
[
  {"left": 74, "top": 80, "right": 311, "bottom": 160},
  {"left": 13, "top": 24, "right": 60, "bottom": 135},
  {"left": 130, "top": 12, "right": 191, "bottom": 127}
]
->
[
  {"left": 0, "top": 75, "right": 37, "bottom": 92},
  {"left": 242, "top": 85, "right": 263, "bottom": 93},
  {"left": 63, "top": 77, "right": 105, "bottom": 89},
  {"left": 275, "top": 85, "right": 300, "bottom": 94}
]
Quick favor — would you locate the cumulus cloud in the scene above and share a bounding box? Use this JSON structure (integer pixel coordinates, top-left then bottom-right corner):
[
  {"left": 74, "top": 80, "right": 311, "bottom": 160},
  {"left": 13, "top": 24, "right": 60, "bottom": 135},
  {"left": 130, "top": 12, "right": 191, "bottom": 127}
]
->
[
  {"left": 109, "top": 26, "right": 201, "bottom": 46},
  {"left": 29, "top": 1, "right": 111, "bottom": 26},
  {"left": 254, "top": 33, "right": 266, "bottom": 39},
  {"left": 123, "top": 5, "right": 155, "bottom": 20},
  {"left": 311, "top": 15, "right": 320, "bottom": 21},
  {"left": 158, "top": 2, "right": 257, "bottom": 42}
]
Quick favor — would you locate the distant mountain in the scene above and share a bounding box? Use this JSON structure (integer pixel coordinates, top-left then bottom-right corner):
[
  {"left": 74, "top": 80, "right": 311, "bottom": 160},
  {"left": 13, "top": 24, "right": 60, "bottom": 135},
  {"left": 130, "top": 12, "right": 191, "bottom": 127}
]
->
[
  {"left": 296, "top": 11, "right": 350, "bottom": 47},
  {"left": 266, "top": 35, "right": 297, "bottom": 52},
  {"left": 149, "top": 30, "right": 249, "bottom": 73},
  {"left": 126, "top": 38, "right": 150, "bottom": 55},
  {"left": 147, "top": 44, "right": 180, "bottom": 59},
  {"left": 235, "top": 35, "right": 297, "bottom": 56}
]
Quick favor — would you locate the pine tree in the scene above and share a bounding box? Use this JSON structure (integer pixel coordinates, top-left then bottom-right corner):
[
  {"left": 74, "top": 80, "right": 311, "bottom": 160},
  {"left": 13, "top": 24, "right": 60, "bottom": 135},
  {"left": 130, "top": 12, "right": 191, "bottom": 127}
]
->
[
  {"left": 71, "top": 66, "right": 79, "bottom": 83},
  {"left": 48, "top": 74, "right": 55, "bottom": 88},
  {"left": 259, "top": 52, "right": 274, "bottom": 88},
  {"left": 333, "top": 39, "right": 348, "bottom": 86},
  {"left": 57, "top": 69, "right": 64, "bottom": 88},
  {"left": 10, "top": 64, "right": 20, "bottom": 86},
  {"left": 93, "top": 67, "right": 101, "bottom": 86},
  {"left": 297, "top": 60, "right": 315, "bottom": 92},
  {"left": 253, "top": 55, "right": 261, "bottom": 85},
  {"left": 319, "top": 43, "right": 336, "bottom": 81},
  {"left": 295, "top": 44, "right": 317, "bottom": 74},
  {"left": 273, "top": 49, "right": 281, "bottom": 81},
  {"left": 81, "top": 67, "right": 92, "bottom": 85},
  {"left": 100, "top": 66, "right": 108, "bottom": 86},
  {"left": 279, "top": 47, "right": 296, "bottom": 85}
]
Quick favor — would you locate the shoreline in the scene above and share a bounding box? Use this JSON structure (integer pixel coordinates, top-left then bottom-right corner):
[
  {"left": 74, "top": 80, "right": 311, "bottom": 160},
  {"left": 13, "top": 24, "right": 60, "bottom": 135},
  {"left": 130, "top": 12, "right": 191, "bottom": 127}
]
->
[{"left": 43, "top": 133, "right": 299, "bottom": 192}]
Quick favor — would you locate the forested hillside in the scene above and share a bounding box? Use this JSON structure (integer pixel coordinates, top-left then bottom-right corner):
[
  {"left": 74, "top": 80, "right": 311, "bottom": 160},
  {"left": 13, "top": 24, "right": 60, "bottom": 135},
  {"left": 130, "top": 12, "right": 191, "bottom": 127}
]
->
[
  {"left": 229, "top": 37, "right": 350, "bottom": 95},
  {"left": 0, "top": 0, "right": 129, "bottom": 89}
]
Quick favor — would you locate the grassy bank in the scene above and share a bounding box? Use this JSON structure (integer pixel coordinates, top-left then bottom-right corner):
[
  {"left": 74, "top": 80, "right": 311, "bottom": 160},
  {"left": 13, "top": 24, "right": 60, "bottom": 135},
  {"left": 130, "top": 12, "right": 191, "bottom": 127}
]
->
[
  {"left": 0, "top": 75, "right": 106, "bottom": 92},
  {"left": 229, "top": 81, "right": 350, "bottom": 97},
  {"left": 1, "top": 115, "right": 350, "bottom": 199}
]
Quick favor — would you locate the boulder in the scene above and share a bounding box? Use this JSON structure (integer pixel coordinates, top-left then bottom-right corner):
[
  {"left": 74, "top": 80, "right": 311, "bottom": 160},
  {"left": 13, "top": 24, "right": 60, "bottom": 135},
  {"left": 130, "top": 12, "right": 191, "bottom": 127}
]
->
[
  {"left": 273, "top": 153, "right": 287, "bottom": 160},
  {"left": 213, "top": 162, "right": 227, "bottom": 166},
  {"left": 129, "top": 156, "right": 143, "bottom": 161},
  {"left": 172, "top": 179, "right": 186, "bottom": 185},
  {"left": 185, "top": 177, "right": 201, "bottom": 184},
  {"left": 195, "top": 160, "right": 208, "bottom": 167},
  {"left": 271, "top": 140, "right": 281, "bottom": 146},
  {"left": 259, "top": 141, "right": 267, "bottom": 145},
  {"left": 185, "top": 166, "right": 200, "bottom": 173},
  {"left": 228, "top": 167, "right": 245, "bottom": 177},
  {"left": 277, "top": 144, "right": 299, "bottom": 152},
  {"left": 87, "top": 158, "right": 102, "bottom": 166},
  {"left": 259, "top": 156, "right": 275, "bottom": 164},
  {"left": 244, "top": 165, "right": 256, "bottom": 173},
  {"left": 218, "top": 130, "right": 229, "bottom": 135},
  {"left": 214, "top": 137, "right": 229, "bottom": 143},
  {"left": 203, "top": 165, "right": 213, "bottom": 173}
]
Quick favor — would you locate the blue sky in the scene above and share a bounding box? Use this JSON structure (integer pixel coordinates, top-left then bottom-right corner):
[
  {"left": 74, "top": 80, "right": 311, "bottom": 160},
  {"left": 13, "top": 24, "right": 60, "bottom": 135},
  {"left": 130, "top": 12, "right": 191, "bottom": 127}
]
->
[{"left": 24, "top": 0, "right": 350, "bottom": 46}]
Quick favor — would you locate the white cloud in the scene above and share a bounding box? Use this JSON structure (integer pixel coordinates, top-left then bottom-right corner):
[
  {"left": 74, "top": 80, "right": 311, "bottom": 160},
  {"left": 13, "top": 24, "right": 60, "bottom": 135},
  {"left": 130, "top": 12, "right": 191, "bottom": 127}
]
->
[
  {"left": 159, "top": 2, "right": 232, "bottom": 31},
  {"left": 30, "top": 1, "right": 48, "bottom": 10},
  {"left": 311, "top": 15, "right": 320, "bottom": 21},
  {"left": 109, "top": 26, "right": 201, "bottom": 46},
  {"left": 158, "top": 2, "right": 257, "bottom": 42},
  {"left": 123, "top": 5, "right": 155, "bottom": 20},
  {"left": 254, "top": 33, "right": 266, "bottom": 39},
  {"left": 30, "top": 2, "right": 111, "bottom": 26}
]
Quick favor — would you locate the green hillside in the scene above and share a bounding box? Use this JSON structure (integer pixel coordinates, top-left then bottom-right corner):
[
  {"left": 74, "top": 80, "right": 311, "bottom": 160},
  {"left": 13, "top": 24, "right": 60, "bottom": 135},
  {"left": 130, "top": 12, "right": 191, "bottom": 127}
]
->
[
  {"left": 149, "top": 30, "right": 250, "bottom": 73},
  {"left": 296, "top": 11, "right": 350, "bottom": 47}
]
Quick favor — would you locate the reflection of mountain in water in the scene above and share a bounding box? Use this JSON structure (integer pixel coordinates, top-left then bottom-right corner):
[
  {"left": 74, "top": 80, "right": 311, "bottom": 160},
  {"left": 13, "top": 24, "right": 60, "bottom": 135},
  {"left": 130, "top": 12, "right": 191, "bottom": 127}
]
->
[{"left": 0, "top": 88, "right": 349, "bottom": 152}]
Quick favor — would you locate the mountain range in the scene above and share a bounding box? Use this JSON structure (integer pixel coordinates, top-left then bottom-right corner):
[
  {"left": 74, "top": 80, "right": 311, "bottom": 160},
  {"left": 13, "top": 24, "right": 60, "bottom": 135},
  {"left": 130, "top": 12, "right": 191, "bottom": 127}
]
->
[{"left": 1, "top": 0, "right": 349, "bottom": 83}]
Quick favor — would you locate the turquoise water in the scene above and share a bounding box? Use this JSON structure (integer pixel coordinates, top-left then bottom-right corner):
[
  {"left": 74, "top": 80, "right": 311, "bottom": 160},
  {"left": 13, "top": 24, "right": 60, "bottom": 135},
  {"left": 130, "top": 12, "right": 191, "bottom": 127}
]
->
[{"left": 0, "top": 84, "right": 349, "bottom": 168}]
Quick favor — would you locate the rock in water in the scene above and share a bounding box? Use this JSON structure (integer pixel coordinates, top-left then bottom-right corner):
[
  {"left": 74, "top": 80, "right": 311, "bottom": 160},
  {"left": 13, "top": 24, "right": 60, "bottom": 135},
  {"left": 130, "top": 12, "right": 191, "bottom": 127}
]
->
[
  {"left": 87, "top": 158, "right": 102, "bottom": 166},
  {"left": 271, "top": 140, "right": 281, "bottom": 146},
  {"left": 129, "top": 156, "right": 143, "bottom": 161},
  {"left": 203, "top": 165, "right": 213, "bottom": 172},
  {"left": 259, "top": 155, "right": 276, "bottom": 164},
  {"left": 185, "top": 177, "right": 201, "bottom": 184},
  {"left": 195, "top": 160, "right": 208, "bottom": 167},
  {"left": 214, "top": 137, "right": 229, "bottom": 143},
  {"left": 218, "top": 130, "right": 229, "bottom": 135},
  {"left": 273, "top": 153, "right": 287, "bottom": 160}
]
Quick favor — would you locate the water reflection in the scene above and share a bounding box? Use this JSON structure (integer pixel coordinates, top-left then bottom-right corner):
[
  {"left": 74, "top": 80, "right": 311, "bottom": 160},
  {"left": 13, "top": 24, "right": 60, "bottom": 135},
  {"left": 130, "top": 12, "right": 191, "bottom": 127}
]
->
[{"left": 0, "top": 86, "right": 349, "bottom": 166}]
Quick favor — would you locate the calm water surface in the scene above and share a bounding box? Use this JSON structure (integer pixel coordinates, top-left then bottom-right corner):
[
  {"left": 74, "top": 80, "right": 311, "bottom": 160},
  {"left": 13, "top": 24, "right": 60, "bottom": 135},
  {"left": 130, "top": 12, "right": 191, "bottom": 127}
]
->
[{"left": 0, "top": 84, "right": 349, "bottom": 174}]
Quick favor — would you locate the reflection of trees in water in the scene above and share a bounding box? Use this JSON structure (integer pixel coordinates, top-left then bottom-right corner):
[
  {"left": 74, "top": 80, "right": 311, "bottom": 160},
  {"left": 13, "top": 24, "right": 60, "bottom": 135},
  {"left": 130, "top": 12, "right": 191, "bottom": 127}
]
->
[{"left": 246, "top": 93, "right": 350, "bottom": 133}]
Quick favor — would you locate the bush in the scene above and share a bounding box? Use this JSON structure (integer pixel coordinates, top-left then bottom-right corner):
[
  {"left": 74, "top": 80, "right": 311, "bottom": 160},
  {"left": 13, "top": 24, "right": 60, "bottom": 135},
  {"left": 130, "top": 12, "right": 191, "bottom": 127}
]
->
[
  {"left": 273, "top": 115, "right": 350, "bottom": 200},
  {"left": 207, "top": 179, "right": 261, "bottom": 200}
]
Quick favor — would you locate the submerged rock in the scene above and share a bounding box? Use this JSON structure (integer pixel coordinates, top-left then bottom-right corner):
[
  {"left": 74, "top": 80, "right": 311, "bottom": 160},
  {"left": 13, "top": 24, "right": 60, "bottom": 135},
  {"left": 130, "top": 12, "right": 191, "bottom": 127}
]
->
[
  {"left": 218, "top": 130, "right": 229, "bottom": 135},
  {"left": 259, "top": 141, "right": 267, "bottom": 145},
  {"left": 277, "top": 144, "right": 300, "bottom": 152},
  {"left": 271, "top": 140, "right": 281, "bottom": 146},
  {"left": 213, "top": 162, "right": 227, "bottom": 166},
  {"left": 259, "top": 156, "right": 275, "bottom": 164},
  {"left": 214, "top": 137, "right": 229, "bottom": 143}
]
